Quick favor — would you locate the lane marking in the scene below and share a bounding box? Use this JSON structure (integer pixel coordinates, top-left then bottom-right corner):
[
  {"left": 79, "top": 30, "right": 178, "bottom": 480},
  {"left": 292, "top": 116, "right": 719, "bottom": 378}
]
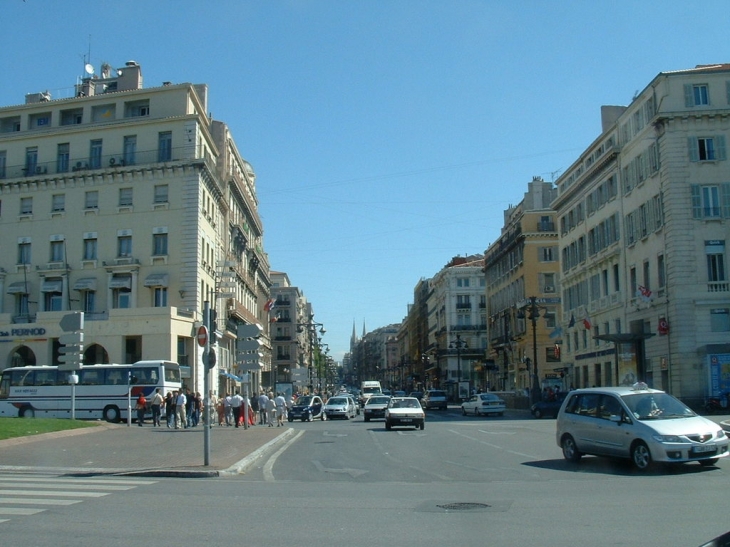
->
[{"left": 263, "top": 429, "right": 304, "bottom": 482}]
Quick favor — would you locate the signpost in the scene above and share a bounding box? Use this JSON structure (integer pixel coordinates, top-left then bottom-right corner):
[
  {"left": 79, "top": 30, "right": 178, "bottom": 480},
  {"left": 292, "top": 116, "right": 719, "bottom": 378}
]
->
[{"left": 59, "top": 312, "right": 84, "bottom": 419}]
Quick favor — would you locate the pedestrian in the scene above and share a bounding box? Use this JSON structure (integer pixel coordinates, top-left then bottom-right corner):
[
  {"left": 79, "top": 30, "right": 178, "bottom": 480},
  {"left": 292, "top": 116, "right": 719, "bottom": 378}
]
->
[
  {"left": 223, "top": 392, "right": 233, "bottom": 426},
  {"left": 185, "top": 388, "right": 194, "bottom": 427},
  {"left": 230, "top": 391, "right": 243, "bottom": 427},
  {"left": 217, "top": 395, "right": 226, "bottom": 426},
  {"left": 266, "top": 393, "right": 276, "bottom": 427},
  {"left": 275, "top": 392, "right": 286, "bottom": 427},
  {"left": 149, "top": 388, "right": 164, "bottom": 427},
  {"left": 258, "top": 391, "right": 269, "bottom": 425},
  {"left": 192, "top": 391, "right": 202, "bottom": 427},
  {"left": 135, "top": 392, "right": 147, "bottom": 426},
  {"left": 175, "top": 389, "right": 187, "bottom": 429},
  {"left": 207, "top": 390, "right": 218, "bottom": 426},
  {"left": 165, "top": 392, "right": 174, "bottom": 428}
]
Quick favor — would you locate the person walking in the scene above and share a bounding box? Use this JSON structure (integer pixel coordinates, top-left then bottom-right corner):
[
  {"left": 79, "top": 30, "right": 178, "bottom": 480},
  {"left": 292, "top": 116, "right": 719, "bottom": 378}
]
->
[
  {"left": 230, "top": 391, "right": 243, "bottom": 428},
  {"left": 258, "top": 392, "right": 269, "bottom": 425},
  {"left": 266, "top": 393, "right": 276, "bottom": 427},
  {"left": 275, "top": 392, "right": 287, "bottom": 427},
  {"left": 165, "top": 391, "right": 174, "bottom": 428},
  {"left": 185, "top": 388, "right": 194, "bottom": 428},
  {"left": 223, "top": 392, "right": 233, "bottom": 426},
  {"left": 135, "top": 393, "right": 147, "bottom": 426},
  {"left": 175, "top": 389, "right": 187, "bottom": 429},
  {"left": 149, "top": 388, "right": 164, "bottom": 427}
]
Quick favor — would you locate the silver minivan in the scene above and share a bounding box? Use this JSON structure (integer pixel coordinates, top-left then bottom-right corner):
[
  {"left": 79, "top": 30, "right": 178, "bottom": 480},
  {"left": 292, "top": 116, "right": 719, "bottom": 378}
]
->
[{"left": 556, "top": 383, "right": 729, "bottom": 470}]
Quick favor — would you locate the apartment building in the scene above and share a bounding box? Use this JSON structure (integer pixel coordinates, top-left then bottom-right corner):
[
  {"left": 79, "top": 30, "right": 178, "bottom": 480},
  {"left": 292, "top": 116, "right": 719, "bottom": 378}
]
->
[
  {"left": 553, "top": 64, "right": 730, "bottom": 405},
  {"left": 484, "top": 179, "right": 560, "bottom": 398},
  {"left": 0, "top": 61, "right": 270, "bottom": 396},
  {"left": 269, "top": 271, "right": 309, "bottom": 389}
]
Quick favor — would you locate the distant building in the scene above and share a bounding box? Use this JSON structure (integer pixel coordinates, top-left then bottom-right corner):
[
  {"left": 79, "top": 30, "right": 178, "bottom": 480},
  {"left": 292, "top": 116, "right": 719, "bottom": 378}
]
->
[
  {"left": 269, "top": 271, "right": 309, "bottom": 390},
  {"left": 0, "top": 61, "right": 270, "bottom": 396}
]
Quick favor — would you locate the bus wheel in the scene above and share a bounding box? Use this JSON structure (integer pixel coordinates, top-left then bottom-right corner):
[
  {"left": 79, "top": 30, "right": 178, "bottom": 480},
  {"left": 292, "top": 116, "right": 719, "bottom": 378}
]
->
[
  {"left": 103, "top": 405, "right": 121, "bottom": 423},
  {"left": 19, "top": 406, "right": 35, "bottom": 418}
]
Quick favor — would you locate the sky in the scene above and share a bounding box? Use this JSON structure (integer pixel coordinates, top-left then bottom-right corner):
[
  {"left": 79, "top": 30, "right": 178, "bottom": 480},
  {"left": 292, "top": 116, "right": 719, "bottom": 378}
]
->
[{"left": 3, "top": 1, "right": 730, "bottom": 363}]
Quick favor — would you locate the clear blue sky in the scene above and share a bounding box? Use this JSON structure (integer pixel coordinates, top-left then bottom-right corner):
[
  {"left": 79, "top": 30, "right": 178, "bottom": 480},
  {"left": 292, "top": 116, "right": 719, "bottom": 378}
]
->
[{"left": 3, "top": 1, "right": 730, "bottom": 363}]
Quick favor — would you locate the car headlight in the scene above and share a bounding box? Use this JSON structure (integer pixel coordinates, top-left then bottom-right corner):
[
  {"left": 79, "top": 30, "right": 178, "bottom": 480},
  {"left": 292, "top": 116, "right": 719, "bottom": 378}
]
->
[
  {"left": 652, "top": 434, "right": 687, "bottom": 443},
  {"left": 718, "top": 430, "right": 727, "bottom": 439}
]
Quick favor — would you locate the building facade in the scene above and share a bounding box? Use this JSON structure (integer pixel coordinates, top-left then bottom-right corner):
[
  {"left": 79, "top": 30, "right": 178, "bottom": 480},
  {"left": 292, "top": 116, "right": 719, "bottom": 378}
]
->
[
  {"left": 0, "top": 61, "right": 270, "bottom": 397},
  {"left": 553, "top": 64, "right": 730, "bottom": 405}
]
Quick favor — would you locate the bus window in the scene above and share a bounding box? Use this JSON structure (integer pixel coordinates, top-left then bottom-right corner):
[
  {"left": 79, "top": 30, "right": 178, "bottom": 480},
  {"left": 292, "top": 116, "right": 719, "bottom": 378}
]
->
[
  {"left": 80, "top": 369, "right": 103, "bottom": 385},
  {"left": 0, "top": 374, "right": 9, "bottom": 398},
  {"left": 11, "top": 369, "right": 35, "bottom": 386},
  {"left": 35, "top": 369, "right": 57, "bottom": 386},
  {"left": 135, "top": 368, "right": 154, "bottom": 384},
  {"left": 165, "top": 365, "right": 181, "bottom": 383},
  {"left": 106, "top": 369, "right": 124, "bottom": 385}
]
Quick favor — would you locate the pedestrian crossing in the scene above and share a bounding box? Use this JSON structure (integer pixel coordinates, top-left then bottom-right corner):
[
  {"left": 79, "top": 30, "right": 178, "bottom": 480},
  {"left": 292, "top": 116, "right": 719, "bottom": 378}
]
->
[{"left": 0, "top": 474, "right": 157, "bottom": 525}]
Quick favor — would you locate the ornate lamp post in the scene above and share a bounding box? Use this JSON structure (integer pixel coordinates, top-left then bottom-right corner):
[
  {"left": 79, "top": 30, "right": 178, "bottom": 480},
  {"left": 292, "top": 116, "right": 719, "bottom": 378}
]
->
[
  {"left": 519, "top": 296, "right": 545, "bottom": 405},
  {"left": 296, "top": 314, "right": 325, "bottom": 394}
]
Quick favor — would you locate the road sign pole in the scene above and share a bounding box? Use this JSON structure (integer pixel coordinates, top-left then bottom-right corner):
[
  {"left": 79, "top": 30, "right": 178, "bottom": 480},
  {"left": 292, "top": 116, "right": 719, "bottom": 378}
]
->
[{"left": 203, "top": 301, "right": 211, "bottom": 466}]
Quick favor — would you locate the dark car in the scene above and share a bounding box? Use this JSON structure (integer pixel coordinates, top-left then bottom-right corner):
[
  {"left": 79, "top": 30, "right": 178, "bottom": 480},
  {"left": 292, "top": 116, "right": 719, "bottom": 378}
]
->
[
  {"left": 531, "top": 391, "right": 569, "bottom": 419},
  {"left": 288, "top": 395, "right": 326, "bottom": 422}
]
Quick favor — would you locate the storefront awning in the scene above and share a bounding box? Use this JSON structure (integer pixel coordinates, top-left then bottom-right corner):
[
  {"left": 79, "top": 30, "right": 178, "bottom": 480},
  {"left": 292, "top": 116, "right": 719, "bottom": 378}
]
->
[
  {"left": 40, "top": 279, "right": 63, "bottom": 293},
  {"left": 73, "top": 277, "right": 97, "bottom": 291},
  {"left": 594, "top": 333, "right": 655, "bottom": 343},
  {"left": 219, "top": 371, "right": 242, "bottom": 382},
  {"left": 7, "top": 281, "right": 30, "bottom": 294},
  {"left": 144, "top": 273, "right": 169, "bottom": 287},
  {"left": 109, "top": 275, "right": 132, "bottom": 289}
]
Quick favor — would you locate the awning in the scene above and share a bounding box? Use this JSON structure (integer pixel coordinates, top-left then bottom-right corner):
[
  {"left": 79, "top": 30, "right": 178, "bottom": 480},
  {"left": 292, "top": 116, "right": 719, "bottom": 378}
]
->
[
  {"left": 7, "top": 281, "right": 30, "bottom": 294},
  {"left": 594, "top": 333, "right": 655, "bottom": 343},
  {"left": 73, "top": 277, "right": 97, "bottom": 291},
  {"left": 144, "top": 273, "right": 169, "bottom": 287},
  {"left": 219, "top": 371, "right": 242, "bottom": 382},
  {"left": 109, "top": 275, "right": 132, "bottom": 289},
  {"left": 41, "top": 279, "right": 63, "bottom": 293}
]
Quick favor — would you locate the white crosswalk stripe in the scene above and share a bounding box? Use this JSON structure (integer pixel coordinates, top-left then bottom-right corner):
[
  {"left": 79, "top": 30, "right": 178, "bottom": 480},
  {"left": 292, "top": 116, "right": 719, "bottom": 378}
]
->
[{"left": 0, "top": 473, "right": 157, "bottom": 526}]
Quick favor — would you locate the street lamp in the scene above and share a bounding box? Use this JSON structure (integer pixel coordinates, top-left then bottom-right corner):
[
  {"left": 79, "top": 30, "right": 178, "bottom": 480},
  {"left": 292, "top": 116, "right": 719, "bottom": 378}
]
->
[
  {"left": 297, "top": 314, "right": 325, "bottom": 394},
  {"left": 519, "top": 296, "right": 545, "bottom": 406},
  {"left": 449, "top": 334, "right": 468, "bottom": 400}
]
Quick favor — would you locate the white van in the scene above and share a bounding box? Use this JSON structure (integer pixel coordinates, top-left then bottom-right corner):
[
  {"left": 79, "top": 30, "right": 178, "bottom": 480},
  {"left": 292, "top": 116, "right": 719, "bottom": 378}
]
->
[{"left": 359, "top": 381, "right": 383, "bottom": 407}]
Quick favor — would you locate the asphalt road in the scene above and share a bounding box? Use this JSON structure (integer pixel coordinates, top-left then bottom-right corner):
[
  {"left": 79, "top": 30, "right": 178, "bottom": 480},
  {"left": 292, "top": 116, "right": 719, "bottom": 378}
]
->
[{"left": 1, "top": 408, "right": 729, "bottom": 547}]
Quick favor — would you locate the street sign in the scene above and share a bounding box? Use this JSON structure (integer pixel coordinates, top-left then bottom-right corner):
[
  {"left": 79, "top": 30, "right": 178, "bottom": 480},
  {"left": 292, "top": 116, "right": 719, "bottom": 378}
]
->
[
  {"left": 58, "top": 312, "right": 84, "bottom": 371},
  {"left": 59, "top": 312, "right": 84, "bottom": 332},
  {"left": 59, "top": 332, "right": 84, "bottom": 346},
  {"left": 197, "top": 325, "right": 208, "bottom": 347}
]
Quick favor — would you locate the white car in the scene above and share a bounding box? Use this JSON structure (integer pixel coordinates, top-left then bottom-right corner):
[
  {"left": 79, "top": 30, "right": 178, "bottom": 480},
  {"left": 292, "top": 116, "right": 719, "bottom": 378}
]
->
[
  {"left": 323, "top": 396, "right": 357, "bottom": 420},
  {"left": 556, "top": 383, "right": 730, "bottom": 470},
  {"left": 385, "top": 397, "right": 425, "bottom": 431},
  {"left": 461, "top": 393, "right": 505, "bottom": 416}
]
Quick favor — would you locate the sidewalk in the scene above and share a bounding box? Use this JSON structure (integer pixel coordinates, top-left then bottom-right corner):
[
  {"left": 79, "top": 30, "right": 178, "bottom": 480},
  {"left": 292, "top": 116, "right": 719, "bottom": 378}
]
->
[{"left": 0, "top": 420, "right": 295, "bottom": 478}]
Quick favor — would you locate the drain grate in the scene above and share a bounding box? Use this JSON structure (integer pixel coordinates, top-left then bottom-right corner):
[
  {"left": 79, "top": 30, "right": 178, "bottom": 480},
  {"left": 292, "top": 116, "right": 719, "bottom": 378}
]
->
[{"left": 436, "top": 502, "right": 491, "bottom": 511}]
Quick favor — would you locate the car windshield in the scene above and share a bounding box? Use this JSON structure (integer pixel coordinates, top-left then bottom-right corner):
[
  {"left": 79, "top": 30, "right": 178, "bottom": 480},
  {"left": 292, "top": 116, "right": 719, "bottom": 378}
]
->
[
  {"left": 481, "top": 394, "right": 500, "bottom": 401},
  {"left": 429, "top": 391, "right": 445, "bottom": 397},
  {"left": 390, "top": 398, "right": 420, "bottom": 408},
  {"left": 328, "top": 398, "right": 347, "bottom": 405},
  {"left": 368, "top": 397, "right": 390, "bottom": 405},
  {"left": 621, "top": 392, "right": 696, "bottom": 420},
  {"left": 363, "top": 387, "right": 381, "bottom": 394},
  {"left": 296, "top": 397, "right": 313, "bottom": 406}
]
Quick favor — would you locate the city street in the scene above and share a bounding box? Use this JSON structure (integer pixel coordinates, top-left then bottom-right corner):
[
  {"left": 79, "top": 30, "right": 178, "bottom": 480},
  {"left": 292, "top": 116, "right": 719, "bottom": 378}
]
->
[{"left": 0, "top": 409, "right": 729, "bottom": 547}]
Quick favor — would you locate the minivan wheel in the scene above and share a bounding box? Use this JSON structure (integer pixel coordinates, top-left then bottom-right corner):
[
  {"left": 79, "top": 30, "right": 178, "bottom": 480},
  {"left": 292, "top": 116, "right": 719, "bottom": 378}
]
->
[
  {"left": 561, "top": 435, "right": 582, "bottom": 463},
  {"left": 631, "top": 441, "right": 652, "bottom": 470}
]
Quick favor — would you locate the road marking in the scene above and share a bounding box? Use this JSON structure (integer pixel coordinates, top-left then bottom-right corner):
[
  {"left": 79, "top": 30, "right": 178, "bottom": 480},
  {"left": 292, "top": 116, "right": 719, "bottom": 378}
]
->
[
  {"left": 312, "top": 460, "right": 368, "bottom": 478},
  {"left": 0, "top": 497, "right": 82, "bottom": 506},
  {"left": 322, "top": 431, "right": 347, "bottom": 437},
  {"left": 0, "top": 507, "right": 45, "bottom": 515},
  {"left": 448, "top": 429, "right": 540, "bottom": 459},
  {"left": 263, "top": 430, "right": 304, "bottom": 482},
  {"left": 0, "top": 489, "right": 109, "bottom": 498},
  {"left": 0, "top": 482, "right": 134, "bottom": 491}
]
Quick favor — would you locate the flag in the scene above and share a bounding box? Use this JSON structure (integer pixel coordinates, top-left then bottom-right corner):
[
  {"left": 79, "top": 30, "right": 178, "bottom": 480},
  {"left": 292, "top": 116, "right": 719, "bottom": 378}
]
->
[
  {"left": 583, "top": 315, "right": 592, "bottom": 330},
  {"left": 637, "top": 285, "right": 653, "bottom": 303},
  {"left": 549, "top": 326, "right": 563, "bottom": 339},
  {"left": 568, "top": 314, "right": 575, "bottom": 328},
  {"left": 270, "top": 312, "right": 279, "bottom": 323},
  {"left": 264, "top": 298, "right": 275, "bottom": 312}
]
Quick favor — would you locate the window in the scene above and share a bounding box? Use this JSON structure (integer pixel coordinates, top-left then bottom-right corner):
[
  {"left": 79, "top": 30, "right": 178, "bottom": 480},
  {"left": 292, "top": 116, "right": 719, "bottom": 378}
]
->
[
  {"left": 154, "top": 287, "right": 168, "bottom": 307},
  {"left": 158, "top": 131, "right": 172, "bottom": 162},
  {"left": 17, "top": 241, "right": 31, "bottom": 264},
  {"left": 51, "top": 194, "right": 65, "bottom": 212},
  {"left": 50, "top": 240, "right": 64, "bottom": 262},
  {"left": 685, "top": 84, "right": 709, "bottom": 106},
  {"left": 706, "top": 242, "right": 726, "bottom": 283},
  {"left": 153, "top": 233, "right": 168, "bottom": 256},
  {"left": 539, "top": 246, "right": 556, "bottom": 262},
  {"left": 711, "top": 309, "right": 730, "bottom": 332},
  {"left": 117, "top": 235, "right": 132, "bottom": 257},
  {"left": 658, "top": 254, "right": 666, "bottom": 289},
  {"left": 85, "top": 190, "right": 99, "bottom": 209},
  {"left": 83, "top": 235, "right": 97, "bottom": 260},
  {"left": 456, "top": 278, "right": 470, "bottom": 287},
  {"left": 541, "top": 273, "right": 556, "bottom": 293},
  {"left": 57, "top": 143, "right": 70, "bottom": 173},
  {"left": 456, "top": 295, "right": 471, "bottom": 308},
  {"left": 630, "top": 266, "right": 637, "bottom": 297},
  {"left": 89, "top": 139, "right": 102, "bottom": 169},
  {"left": 119, "top": 187, "right": 133, "bottom": 207},
  {"left": 153, "top": 184, "right": 169, "bottom": 204},
  {"left": 689, "top": 136, "right": 727, "bottom": 162},
  {"left": 82, "top": 290, "right": 95, "bottom": 313},
  {"left": 691, "top": 184, "right": 730, "bottom": 219},
  {"left": 0, "top": 150, "right": 6, "bottom": 178},
  {"left": 25, "top": 147, "right": 38, "bottom": 174},
  {"left": 20, "top": 197, "right": 32, "bottom": 215},
  {"left": 123, "top": 135, "right": 136, "bottom": 165}
]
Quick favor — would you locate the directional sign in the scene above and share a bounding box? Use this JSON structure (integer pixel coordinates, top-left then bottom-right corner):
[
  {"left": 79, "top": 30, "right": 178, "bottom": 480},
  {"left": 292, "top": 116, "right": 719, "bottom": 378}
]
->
[
  {"left": 59, "top": 332, "right": 84, "bottom": 346},
  {"left": 58, "top": 312, "right": 84, "bottom": 371},
  {"left": 197, "top": 325, "right": 208, "bottom": 347},
  {"left": 60, "top": 312, "right": 84, "bottom": 332}
]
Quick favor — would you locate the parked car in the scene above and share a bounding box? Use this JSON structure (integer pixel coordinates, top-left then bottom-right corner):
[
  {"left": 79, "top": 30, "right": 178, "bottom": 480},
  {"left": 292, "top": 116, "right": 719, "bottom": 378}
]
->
[
  {"left": 323, "top": 395, "right": 357, "bottom": 420},
  {"left": 421, "top": 390, "right": 448, "bottom": 410},
  {"left": 409, "top": 391, "right": 424, "bottom": 401},
  {"left": 393, "top": 390, "right": 407, "bottom": 397},
  {"left": 531, "top": 391, "right": 569, "bottom": 419},
  {"left": 385, "top": 396, "right": 425, "bottom": 430},
  {"left": 461, "top": 393, "right": 505, "bottom": 416},
  {"left": 556, "top": 383, "right": 730, "bottom": 470},
  {"left": 288, "top": 395, "right": 326, "bottom": 422},
  {"left": 363, "top": 395, "right": 391, "bottom": 422}
]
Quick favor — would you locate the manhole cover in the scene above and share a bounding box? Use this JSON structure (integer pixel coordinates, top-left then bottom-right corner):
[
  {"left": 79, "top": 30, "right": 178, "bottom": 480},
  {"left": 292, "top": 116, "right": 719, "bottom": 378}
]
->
[{"left": 436, "top": 502, "right": 490, "bottom": 511}]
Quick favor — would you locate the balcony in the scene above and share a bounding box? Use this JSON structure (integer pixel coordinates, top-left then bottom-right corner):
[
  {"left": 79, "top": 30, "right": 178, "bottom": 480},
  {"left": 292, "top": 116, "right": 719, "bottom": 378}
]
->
[{"left": 708, "top": 281, "right": 729, "bottom": 292}]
